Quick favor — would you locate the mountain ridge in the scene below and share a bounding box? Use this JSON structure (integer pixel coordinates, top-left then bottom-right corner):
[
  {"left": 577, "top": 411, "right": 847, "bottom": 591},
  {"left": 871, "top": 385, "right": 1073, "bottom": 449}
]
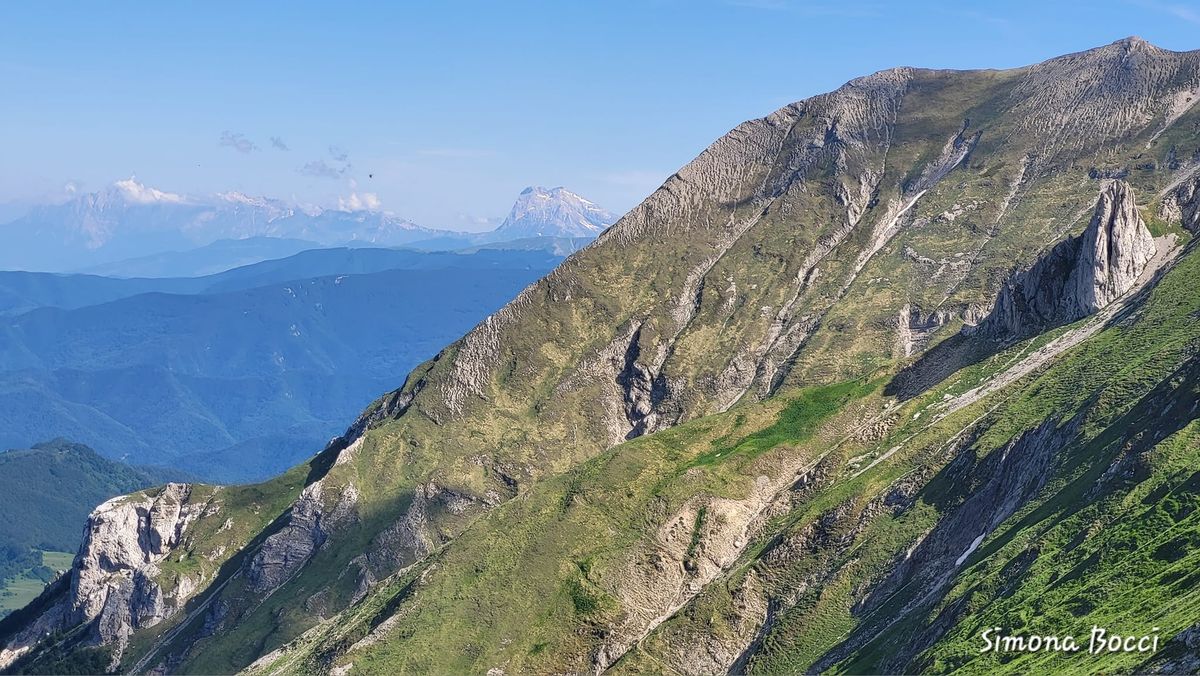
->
[{"left": 3, "top": 37, "right": 1200, "bottom": 674}]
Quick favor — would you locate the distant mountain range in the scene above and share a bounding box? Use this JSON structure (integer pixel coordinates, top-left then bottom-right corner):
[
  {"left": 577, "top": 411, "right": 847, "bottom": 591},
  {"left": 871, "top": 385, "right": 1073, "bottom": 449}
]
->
[
  {"left": 0, "top": 247, "right": 565, "bottom": 482},
  {"left": 0, "top": 181, "right": 618, "bottom": 273},
  {"left": 76, "top": 237, "right": 325, "bottom": 278},
  {"left": 0, "top": 246, "right": 567, "bottom": 316}
]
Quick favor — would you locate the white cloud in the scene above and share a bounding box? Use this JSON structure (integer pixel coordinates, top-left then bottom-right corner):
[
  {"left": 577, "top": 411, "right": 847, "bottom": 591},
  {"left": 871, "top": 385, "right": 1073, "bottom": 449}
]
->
[
  {"left": 338, "top": 191, "right": 382, "bottom": 211},
  {"left": 113, "top": 177, "right": 186, "bottom": 204},
  {"left": 299, "top": 159, "right": 349, "bottom": 179}
]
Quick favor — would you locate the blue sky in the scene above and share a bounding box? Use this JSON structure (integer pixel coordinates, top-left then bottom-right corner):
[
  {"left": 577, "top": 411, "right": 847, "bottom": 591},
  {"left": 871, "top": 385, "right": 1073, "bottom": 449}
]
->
[{"left": 2, "top": 1, "right": 1199, "bottom": 230}]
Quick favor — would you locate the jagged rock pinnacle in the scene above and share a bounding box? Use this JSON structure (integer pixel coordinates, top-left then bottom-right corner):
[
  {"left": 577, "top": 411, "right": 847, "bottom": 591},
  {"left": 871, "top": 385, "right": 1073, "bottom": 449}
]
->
[{"left": 973, "top": 180, "right": 1157, "bottom": 338}]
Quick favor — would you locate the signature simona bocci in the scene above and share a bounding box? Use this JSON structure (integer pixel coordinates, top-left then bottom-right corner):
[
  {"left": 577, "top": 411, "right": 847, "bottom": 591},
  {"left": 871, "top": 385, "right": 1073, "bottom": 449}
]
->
[{"left": 980, "top": 626, "right": 1161, "bottom": 655}]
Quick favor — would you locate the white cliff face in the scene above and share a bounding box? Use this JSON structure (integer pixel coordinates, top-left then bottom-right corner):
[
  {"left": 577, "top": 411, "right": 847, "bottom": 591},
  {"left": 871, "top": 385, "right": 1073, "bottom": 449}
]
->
[
  {"left": 70, "top": 484, "right": 202, "bottom": 637},
  {"left": 489, "top": 186, "right": 616, "bottom": 240},
  {"left": 0, "top": 484, "right": 206, "bottom": 670},
  {"left": 1067, "top": 180, "right": 1158, "bottom": 314},
  {"left": 1162, "top": 173, "right": 1200, "bottom": 235}
]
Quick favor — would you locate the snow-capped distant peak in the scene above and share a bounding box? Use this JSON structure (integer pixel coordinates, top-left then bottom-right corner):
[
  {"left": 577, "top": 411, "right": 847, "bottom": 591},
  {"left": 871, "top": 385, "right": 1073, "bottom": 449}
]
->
[
  {"left": 112, "top": 177, "right": 186, "bottom": 205},
  {"left": 217, "top": 191, "right": 270, "bottom": 207},
  {"left": 215, "top": 191, "right": 296, "bottom": 222},
  {"left": 494, "top": 186, "right": 616, "bottom": 239}
]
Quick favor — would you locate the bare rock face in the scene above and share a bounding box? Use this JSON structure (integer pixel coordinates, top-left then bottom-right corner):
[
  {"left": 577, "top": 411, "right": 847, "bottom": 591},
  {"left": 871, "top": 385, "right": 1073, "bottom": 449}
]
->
[
  {"left": 973, "top": 180, "right": 1156, "bottom": 338},
  {"left": 245, "top": 475, "right": 362, "bottom": 595},
  {"left": 1162, "top": 173, "right": 1200, "bottom": 234},
  {"left": 1068, "top": 180, "right": 1158, "bottom": 312},
  {"left": 894, "top": 304, "right": 954, "bottom": 358},
  {"left": 246, "top": 484, "right": 325, "bottom": 594},
  {"left": 69, "top": 484, "right": 201, "bottom": 638},
  {"left": 247, "top": 482, "right": 330, "bottom": 593},
  {"left": 0, "top": 484, "right": 205, "bottom": 670}
]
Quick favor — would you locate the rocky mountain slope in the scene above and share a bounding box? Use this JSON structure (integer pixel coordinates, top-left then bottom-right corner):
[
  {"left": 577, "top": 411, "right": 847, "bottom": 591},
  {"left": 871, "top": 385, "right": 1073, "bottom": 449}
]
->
[{"left": 3, "top": 37, "right": 1200, "bottom": 674}]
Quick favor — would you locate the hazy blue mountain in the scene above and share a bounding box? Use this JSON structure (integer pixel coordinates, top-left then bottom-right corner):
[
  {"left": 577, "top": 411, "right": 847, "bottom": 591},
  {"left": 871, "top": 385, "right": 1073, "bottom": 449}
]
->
[
  {"left": 0, "top": 273, "right": 194, "bottom": 317},
  {"left": 0, "top": 255, "right": 561, "bottom": 482},
  {"left": 455, "top": 235, "right": 596, "bottom": 256},
  {"left": 0, "top": 203, "right": 29, "bottom": 225},
  {"left": 198, "top": 247, "right": 562, "bottom": 292},
  {"left": 0, "top": 247, "right": 562, "bottom": 316},
  {"left": 75, "top": 236, "right": 323, "bottom": 278}
]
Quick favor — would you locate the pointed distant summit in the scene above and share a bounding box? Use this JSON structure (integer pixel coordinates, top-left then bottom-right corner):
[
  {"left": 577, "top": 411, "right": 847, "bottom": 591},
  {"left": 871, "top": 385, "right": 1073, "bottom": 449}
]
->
[
  {"left": 490, "top": 186, "right": 616, "bottom": 240},
  {"left": 1116, "top": 35, "right": 1154, "bottom": 49}
]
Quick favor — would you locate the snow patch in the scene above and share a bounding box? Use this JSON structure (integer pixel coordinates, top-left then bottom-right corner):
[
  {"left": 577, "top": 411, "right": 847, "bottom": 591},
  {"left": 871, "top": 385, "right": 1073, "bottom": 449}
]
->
[{"left": 955, "top": 532, "right": 986, "bottom": 566}]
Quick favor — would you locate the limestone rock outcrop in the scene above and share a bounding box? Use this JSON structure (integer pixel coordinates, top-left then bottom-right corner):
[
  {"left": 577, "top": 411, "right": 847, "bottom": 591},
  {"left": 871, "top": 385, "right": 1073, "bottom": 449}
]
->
[
  {"left": 1162, "top": 173, "right": 1200, "bottom": 234},
  {"left": 246, "top": 482, "right": 330, "bottom": 594},
  {"left": 246, "top": 477, "right": 361, "bottom": 594},
  {"left": 973, "top": 180, "right": 1156, "bottom": 338},
  {"left": 0, "top": 484, "right": 204, "bottom": 669}
]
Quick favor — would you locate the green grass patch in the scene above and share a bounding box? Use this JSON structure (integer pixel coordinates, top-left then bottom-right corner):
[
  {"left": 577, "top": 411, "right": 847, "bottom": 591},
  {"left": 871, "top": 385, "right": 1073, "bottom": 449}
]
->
[
  {"left": 688, "top": 378, "right": 880, "bottom": 470},
  {"left": 0, "top": 550, "right": 74, "bottom": 618}
]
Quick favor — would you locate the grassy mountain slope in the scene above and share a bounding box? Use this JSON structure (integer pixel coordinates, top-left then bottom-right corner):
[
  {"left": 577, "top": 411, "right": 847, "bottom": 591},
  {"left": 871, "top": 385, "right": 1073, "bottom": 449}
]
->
[
  {"left": 224, "top": 239, "right": 1198, "bottom": 675},
  {"left": 4, "top": 38, "right": 1200, "bottom": 674}
]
